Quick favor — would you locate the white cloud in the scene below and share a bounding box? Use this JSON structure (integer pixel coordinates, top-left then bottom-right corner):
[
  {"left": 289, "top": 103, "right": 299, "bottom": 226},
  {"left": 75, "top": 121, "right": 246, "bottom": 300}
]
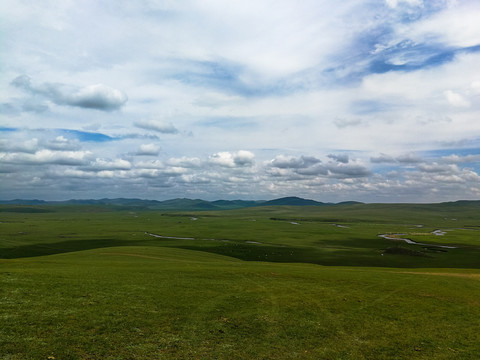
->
[
  {"left": 0, "top": 149, "right": 92, "bottom": 166},
  {"left": 326, "top": 162, "right": 371, "bottom": 178},
  {"left": 328, "top": 154, "right": 349, "bottom": 164},
  {"left": 396, "top": 153, "right": 422, "bottom": 164},
  {"left": 441, "top": 154, "right": 480, "bottom": 164},
  {"left": 136, "top": 160, "right": 164, "bottom": 170},
  {"left": 418, "top": 162, "right": 458, "bottom": 173},
  {"left": 0, "top": 138, "right": 39, "bottom": 153},
  {"left": 166, "top": 156, "right": 202, "bottom": 168},
  {"left": 404, "top": 2, "right": 480, "bottom": 48},
  {"left": 268, "top": 154, "right": 369, "bottom": 179},
  {"left": 209, "top": 151, "right": 255, "bottom": 167},
  {"left": 10, "top": 76, "right": 128, "bottom": 111},
  {"left": 137, "top": 143, "right": 160, "bottom": 156},
  {"left": 46, "top": 136, "right": 80, "bottom": 151},
  {"left": 270, "top": 155, "right": 321, "bottom": 169},
  {"left": 67, "top": 84, "right": 127, "bottom": 110},
  {"left": 471, "top": 81, "right": 480, "bottom": 94},
  {"left": 233, "top": 150, "right": 255, "bottom": 166},
  {"left": 134, "top": 120, "right": 179, "bottom": 134},
  {"left": 370, "top": 153, "right": 397, "bottom": 163},
  {"left": 444, "top": 90, "right": 470, "bottom": 108},
  {"left": 385, "top": 0, "right": 423, "bottom": 9},
  {"left": 85, "top": 158, "right": 132, "bottom": 171}
]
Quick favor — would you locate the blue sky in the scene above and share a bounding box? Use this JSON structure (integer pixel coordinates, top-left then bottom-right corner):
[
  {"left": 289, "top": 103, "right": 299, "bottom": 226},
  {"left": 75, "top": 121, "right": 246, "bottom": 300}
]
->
[{"left": 1, "top": 0, "right": 479, "bottom": 202}]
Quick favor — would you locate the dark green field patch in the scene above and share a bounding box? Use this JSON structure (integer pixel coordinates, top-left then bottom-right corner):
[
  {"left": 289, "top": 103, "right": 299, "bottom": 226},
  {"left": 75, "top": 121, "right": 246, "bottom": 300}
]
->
[
  {"left": 383, "top": 246, "right": 431, "bottom": 257},
  {"left": 0, "top": 206, "right": 54, "bottom": 213}
]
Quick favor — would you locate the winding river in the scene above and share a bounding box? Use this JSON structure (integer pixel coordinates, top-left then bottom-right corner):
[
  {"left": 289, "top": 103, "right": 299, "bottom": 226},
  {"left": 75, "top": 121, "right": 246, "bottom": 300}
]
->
[
  {"left": 378, "top": 233, "right": 457, "bottom": 249},
  {"left": 145, "top": 231, "right": 457, "bottom": 250}
]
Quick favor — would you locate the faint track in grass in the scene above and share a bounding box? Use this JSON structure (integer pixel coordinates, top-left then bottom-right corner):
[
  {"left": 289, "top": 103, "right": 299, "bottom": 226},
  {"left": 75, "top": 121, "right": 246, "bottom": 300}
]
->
[
  {"left": 395, "top": 271, "right": 480, "bottom": 280},
  {"left": 100, "top": 251, "right": 194, "bottom": 263}
]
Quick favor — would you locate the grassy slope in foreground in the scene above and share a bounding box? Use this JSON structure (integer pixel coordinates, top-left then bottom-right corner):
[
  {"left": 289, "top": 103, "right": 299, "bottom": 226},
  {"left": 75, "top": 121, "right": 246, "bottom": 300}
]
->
[{"left": 1, "top": 246, "right": 480, "bottom": 360}]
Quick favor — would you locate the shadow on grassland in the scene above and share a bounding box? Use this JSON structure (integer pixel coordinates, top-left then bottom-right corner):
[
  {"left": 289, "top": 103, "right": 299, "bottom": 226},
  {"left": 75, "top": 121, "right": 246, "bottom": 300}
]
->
[
  {"left": 2, "top": 236, "right": 480, "bottom": 269},
  {"left": 171, "top": 241, "right": 480, "bottom": 269},
  {"left": 0, "top": 238, "right": 146, "bottom": 259},
  {"left": 0, "top": 237, "right": 310, "bottom": 263}
]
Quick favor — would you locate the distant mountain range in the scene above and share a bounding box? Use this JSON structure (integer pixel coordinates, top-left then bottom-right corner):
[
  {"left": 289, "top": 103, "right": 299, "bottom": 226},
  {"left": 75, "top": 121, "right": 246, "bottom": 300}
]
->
[
  {"left": 1, "top": 196, "right": 477, "bottom": 211},
  {"left": 0, "top": 196, "right": 358, "bottom": 210}
]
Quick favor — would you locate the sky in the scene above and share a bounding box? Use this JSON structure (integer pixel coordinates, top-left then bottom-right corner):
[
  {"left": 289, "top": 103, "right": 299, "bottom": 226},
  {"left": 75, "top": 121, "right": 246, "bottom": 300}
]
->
[{"left": 1, "top": 0, "right": 480, "bottom": 203}]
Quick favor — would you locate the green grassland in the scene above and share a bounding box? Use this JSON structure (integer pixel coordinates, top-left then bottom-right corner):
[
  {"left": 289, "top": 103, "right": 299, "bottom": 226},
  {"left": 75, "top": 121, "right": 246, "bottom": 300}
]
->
[{"left": 1, "top": 202, "right": 479, "bottom": 359}]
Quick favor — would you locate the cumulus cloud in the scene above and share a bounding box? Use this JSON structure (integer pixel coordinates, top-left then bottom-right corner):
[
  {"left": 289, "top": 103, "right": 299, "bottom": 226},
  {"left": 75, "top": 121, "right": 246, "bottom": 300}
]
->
[
  {"left": 328, "top": 154, "right": 349, "bottom": 164},
  {"left": 66, "top": 84, "right": 128, "bottom": 110},
  {"left": 136, "top": 143, "right": 160, "bottom": 156},
  {"left": 370, "top": 153, "right": 422, "bottom": 164},
  {"left": 178, "top": 174, "right": 211, "bottom": 185},
  {"left": 326, "top": 162, "right": 371, "bottom": 178},
  {"left": 45, "top": 136, "right": 81, "bottom": 151},
  {"left": 233, "top": 150, "right": 256, "bottom": 166},
  {"left": 134, "top": 120, "right": 179, "bottom": 134},
  {"left": 1, "top": 143, "right": 478, "bottom": 202},
  {"left": 0, "top": 149, "right": 92, "bottom": 166},
  {"left": 10, "top": 75, "right": 127, "bottom": 111},
  {"left": 370, "top": 153, "right": 397, "bottom": 164},
  {"left": 268, "top": 154, "right": 370, "bottom": 179},
  {"left": 418, "top": 162, "right": 458, "bottom": 173},
  {"left": 270, "top": 155, "right": 321, "bottom": 169},
  {"left": 166, "top": 156, "right": 202, "bottom": 168},
  {"left": 396, "top": 153, "right": 423, "bottom": 164},
  {"left": 441, "top": 154, "right": 480, "bottom": 164},
  {"left": 83, "top": 158, "right": 132, "bottom": 172},
  {"left": 406, "top": 164, "right": 480, "bottom": 186},
  {"left": 209, "top": 150, "right": 255, "bottom": 167},
  {"left": 296, "top": 164, "right": 328, "bottom": 176},
  {"left": 135, "top": 159, "right": 164, "bottom": 169},
  {"left": 0, "top": 138, "right": 39, "bottom": 153}
]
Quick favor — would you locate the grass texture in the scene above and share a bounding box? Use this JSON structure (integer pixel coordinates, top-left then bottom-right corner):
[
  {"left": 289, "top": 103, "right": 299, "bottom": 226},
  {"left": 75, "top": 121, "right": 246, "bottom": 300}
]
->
[{"left": 1, "top": 202, "right": 479, "bottom": 359}]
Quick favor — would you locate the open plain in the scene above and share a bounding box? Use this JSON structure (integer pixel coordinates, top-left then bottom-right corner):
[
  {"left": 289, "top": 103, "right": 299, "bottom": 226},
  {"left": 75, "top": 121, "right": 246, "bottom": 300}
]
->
[{"left": 1, "top": 200, "right": 479, "bottom": 359}]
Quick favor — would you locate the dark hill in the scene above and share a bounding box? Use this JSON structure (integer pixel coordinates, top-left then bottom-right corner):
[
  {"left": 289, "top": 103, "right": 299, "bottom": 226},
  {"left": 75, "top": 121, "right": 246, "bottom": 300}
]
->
[
  {"left": 211, "top": 200, "right": 264, "bottom": 209},
  {"left": 259, "top": 196, "right": 327, "bottom": 207},
  {"left": 0, "top": 199, "right": 48, "bottom": 205},
  {"left": 336, "top": 201, "right": 364, "bottom": 205},
  {"left": 151, "top": 198, "right": 218, "bottom": 210},
  {"left": 2, "top": 197, "right": 478, "bottom": 211}
]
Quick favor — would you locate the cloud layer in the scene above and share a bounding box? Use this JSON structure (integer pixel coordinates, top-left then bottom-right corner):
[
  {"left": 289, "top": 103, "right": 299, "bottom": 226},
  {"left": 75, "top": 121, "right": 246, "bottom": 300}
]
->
[
  {"left": 11, "top": 75, "right": 127, "bottom": 111},
  {"left": 0, "top": 0, "right": 479, "bottom": 202}
]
